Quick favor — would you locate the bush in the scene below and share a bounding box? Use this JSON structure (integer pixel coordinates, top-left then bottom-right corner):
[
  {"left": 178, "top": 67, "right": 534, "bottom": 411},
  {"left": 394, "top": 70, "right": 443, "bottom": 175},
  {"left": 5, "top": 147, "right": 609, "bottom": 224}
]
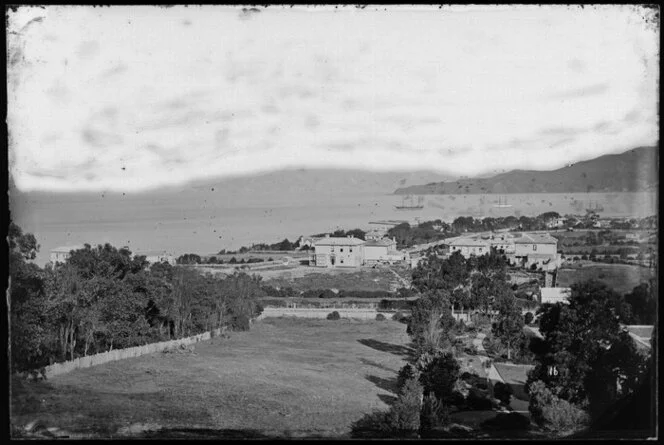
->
[
  {"left": 419, "top": 393, "right": 450, "bottom": 436},
  {"left": 392, "top": 311, "right": 408, "bottom": 323},
  {"left": 376, "top": 313, "right": 386, "bottom": 321},
  {"left": 396, "top": 364, "right": 417, "bottom": 393},
  {"left": 326, "top": 311, "right": 341, "bottom": 320},
  {"left": 494, "top": 381, "right": 513, "bottom": 406},
  {"left": 319, "top": 289, "right": 337, "bottom": 299},
  {"left": 524, "top": 312, "right": 534, "bottom": 325},
  {"left": 466, "top": 387, "right": 493, "bottom": 411},
  {"left": 417, "top": 352, "right": 460, "bottom": 401},
  {"left": 230, "top": 314, "right": 251, "bottom": 331},
  {"left": 528, "top": 380, "right": 590, "bottom": 433}
]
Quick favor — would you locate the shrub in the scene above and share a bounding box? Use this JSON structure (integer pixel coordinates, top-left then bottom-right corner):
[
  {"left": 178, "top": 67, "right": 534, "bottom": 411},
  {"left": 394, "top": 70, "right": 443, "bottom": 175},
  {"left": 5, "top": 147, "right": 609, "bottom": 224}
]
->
[
  {"left": 528, "top": 380, "right": 589, "bottom": 433},
  {"left": 524, "top": 312, "right": 534, "bottom": 325},
  {"left": 392, "top": 311, "right": 407, "bottom": 323},
  {"left": 319, "top": 289, "right": 337, "bottom": 299},
  {"left": 326, "top": 311, "right": 341, "bottom": 320},
  {"left": 466, "top": 387, "right": 493, "bottom": 411},
  {"left": 419, "top": 393, "right": 450, "bottom": 436},
  {"left": 396, "top": 364, "right": 417, "bottom": 393},
  {"left": 376, "top": 313, "right": 386, "bottom": 321},
  {"left": 230, "top": 314, "right": 251, "bottom": 331},
  {"left": 350, "top": 411, "right": 393, "bottom": 439},
  {"left": 417, "top": 352, "right": 460, "bottom": 401},
  {"left": 493, "top": 381, "right": 513, "bottom": 406}
]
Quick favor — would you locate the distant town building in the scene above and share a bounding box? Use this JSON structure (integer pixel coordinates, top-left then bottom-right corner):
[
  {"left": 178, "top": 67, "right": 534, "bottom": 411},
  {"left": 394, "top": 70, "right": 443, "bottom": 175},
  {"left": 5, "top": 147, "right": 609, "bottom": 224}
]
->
[
  {"left": 312, "top": 235, "right": 365, "bottom": 267},
  {"left": 135, "top": 251, "right": 176, "bottom": 266},
  {"left": 545, "top": 217, "right": 567, "bottom": 229},
  {"left": 511, "top": 232, "right": 559, "bottom": 270},
  {"left": 49, "top": 245, "right": 86, "bottom": 264},
  {"left": 447, "top": 236, "right": 492, "bottom": 258},
  {"left": 364, "top": 237, "right": 406, "bottom": 265},
  {"left": 365, "top": 229, "right": 387, "bottom": 241}
]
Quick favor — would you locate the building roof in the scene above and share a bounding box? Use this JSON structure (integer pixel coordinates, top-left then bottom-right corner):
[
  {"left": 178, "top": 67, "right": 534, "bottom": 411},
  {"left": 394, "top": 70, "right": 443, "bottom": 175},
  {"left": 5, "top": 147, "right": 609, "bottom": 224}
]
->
[
  {"left": 513, "top": 232, "right": 558, "bottom": 244},
  {"left": 623, "top": 325, "right": 654, "bottom": 340},
  {"left": 136, "top": 251, "right": 174, "bottom": 257},
  {"left": 448, "top": 237, "right": 491, "bottom": 247},
  {"left": 493, "top": 363, "right": 535, "bottom": 386},
  {"left": 365, "top": 238, "right": 396, "bottom": 247},
  {"left": 314, "top": 236, "right": 366, "bottom": 246},
  {"left": 541, "top": 287, "right": 571, "bottom": 301},
  {"left": 50, "top": 245, "right": 86, "bottom": 253}
]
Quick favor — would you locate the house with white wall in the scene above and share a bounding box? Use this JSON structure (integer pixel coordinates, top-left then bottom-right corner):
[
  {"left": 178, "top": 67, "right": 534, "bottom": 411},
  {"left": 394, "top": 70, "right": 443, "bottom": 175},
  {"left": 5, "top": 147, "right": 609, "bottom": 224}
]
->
[
  {"left": 312, "top": 235, "right": 365, "bottom": 267},
  {"left": 447, "top": 236, "right": 492, "bottom": 258},
  {"left": 49, "top": 245, "right": 86, "bottom": 264},
  {"left": 364, "top": 237, "right": 406, "bottom": 265},
  {"left": 135, "top": 251, "right": 176, "bottom": 266},
  {"left": 510, "top": 232, "right": 559, "bottom": 270}
]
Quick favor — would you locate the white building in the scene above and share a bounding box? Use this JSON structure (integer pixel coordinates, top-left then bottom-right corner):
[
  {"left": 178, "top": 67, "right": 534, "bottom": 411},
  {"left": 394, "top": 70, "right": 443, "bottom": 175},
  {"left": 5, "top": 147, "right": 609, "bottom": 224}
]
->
[
  {"left": 365, "top": 229, "right": 387, "bottom": 241},
  {"left": 447, "top": 236, "right": 492, "bottom": 258},
  {"left": 364, "top": 238, "right": 406, "bottom": 265},
  {"left": 135, "top": 251, "right": 176, "bottom": 266},
  {"left": 511, "top": 233, "right": 559, "bottom": 270},
  {"left": 49, "top": 245, "right": 86, "bottom": 264},
  {"left": 312, "top": 235, "right": 365, "bottom": 267},
  {"left": 540, "top": 287, "right": 571, "bottom": 304}
]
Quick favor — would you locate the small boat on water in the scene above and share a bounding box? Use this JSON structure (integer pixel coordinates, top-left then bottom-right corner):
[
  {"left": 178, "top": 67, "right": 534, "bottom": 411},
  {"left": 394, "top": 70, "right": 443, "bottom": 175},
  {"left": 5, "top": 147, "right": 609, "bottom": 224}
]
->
[
  {"left": 395, "top": 195, "right": 424, "bottom": 210},
  {"left": 493, "top": 195, "right": 512, "bottom": 208}
]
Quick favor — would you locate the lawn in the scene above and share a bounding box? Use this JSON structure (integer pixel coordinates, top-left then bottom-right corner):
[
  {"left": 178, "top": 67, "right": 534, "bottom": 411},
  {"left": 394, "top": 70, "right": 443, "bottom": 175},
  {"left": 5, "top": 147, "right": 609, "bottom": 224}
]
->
[
  {"left": 11, "top": 317, "right": 413, "bottom": 439},
  {"left": 262, "top": 266, "right": 407, "bottom": 292},
  {"left": 556, "top": 263, "right": 655, "bottom": 295}
]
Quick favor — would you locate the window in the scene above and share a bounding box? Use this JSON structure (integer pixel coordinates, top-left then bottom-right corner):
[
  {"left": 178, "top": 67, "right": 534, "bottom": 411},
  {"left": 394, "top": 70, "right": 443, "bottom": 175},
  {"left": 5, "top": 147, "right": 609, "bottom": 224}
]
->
[
  {"left": 350, "top": 248, "right": 353, "bottom": 252},
  {"left": 533, "top": 244, "right": 537, "bottom": 251},
  {"left": 340, "top": 259, "right": 344, "bottom": 264},
  {"left": 340, "top": 248, "right": 344, "bottom": 252}
]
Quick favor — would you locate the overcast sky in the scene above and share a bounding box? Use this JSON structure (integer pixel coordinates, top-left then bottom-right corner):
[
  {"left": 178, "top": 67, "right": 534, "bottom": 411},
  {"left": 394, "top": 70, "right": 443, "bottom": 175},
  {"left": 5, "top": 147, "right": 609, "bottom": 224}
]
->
[{"left": 7, "top": 5, "right": 659, "bottom": 193}]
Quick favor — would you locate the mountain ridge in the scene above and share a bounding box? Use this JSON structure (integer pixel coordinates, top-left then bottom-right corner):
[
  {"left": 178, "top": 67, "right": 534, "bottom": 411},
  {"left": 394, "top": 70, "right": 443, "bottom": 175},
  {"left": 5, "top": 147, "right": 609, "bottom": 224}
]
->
[{"left": 394, "top": 146, "right": 658, "bottom": 195}]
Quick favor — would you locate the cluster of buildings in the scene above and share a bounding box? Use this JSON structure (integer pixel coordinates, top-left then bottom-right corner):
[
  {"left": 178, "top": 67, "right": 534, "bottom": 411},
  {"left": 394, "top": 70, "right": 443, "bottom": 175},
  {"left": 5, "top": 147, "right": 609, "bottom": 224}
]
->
[
  {"left": 49, "top": 245, "right": 176, "bottom": 266},
  {"left": 441, "top": 231, "right": 561, "bottom": 271},
  {"left": 309, "top": 234, "right": 408, "bottom": 268}
]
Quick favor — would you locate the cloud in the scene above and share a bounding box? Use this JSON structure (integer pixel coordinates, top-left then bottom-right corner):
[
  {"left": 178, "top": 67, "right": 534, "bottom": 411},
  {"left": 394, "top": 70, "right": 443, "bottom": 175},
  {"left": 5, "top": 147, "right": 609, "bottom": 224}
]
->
[{"left": 6, "top": 5, "right": 659, "bottom": 192}]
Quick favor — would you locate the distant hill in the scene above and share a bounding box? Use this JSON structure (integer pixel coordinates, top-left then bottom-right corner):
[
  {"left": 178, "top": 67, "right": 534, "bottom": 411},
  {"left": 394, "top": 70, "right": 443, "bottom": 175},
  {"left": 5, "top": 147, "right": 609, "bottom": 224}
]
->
[{"left": 394, "top": 147, "right": 658, "bottom": 195}]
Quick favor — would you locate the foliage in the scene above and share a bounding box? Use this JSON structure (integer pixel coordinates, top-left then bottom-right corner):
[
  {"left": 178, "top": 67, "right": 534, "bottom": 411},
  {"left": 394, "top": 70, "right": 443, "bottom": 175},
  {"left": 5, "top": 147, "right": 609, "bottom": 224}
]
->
[
  {"left": 407, "top": 290, "right": 456, "bottom": 354},
  {"left": 326, "top": 311, "right": 341, "bottom": 320},
  {"left": 624, "top": 281, "right": 656, "bottom": 324},
  {"left": 466, "top": 387, "right": 493, "bottom": 410},
  {"left": 493, "top": 381, "right": 513, "bottom": 406},
  {"left": 524, "top": 312, "right": 534, "bottom": 325},
  {"left": 396, "top": 364, "right": 417, "bottom": 393},
  {"left": 528, "top": 380, "right": 590, "bottom": 433},
  {"left": 419, "top": 393, "right": 450, "bottom": 436},
  {"left": 176, "top": 253, "right": 201, "bottom": 265},
  {"left": 9, "top": 224, "right": 265, "bottom": 373},
  {"left": 527, "top": 280, "right": 649, "bottom": 420},
  {"left": 375, "top": 313, "right": 386, "bottom": 321},
  {"left": 492, "top": 291, "right": 524, "bottom": 360},
  {"left": 416, "top": 351, "right": 460, "bottom": 401},
  {"left": 350, "top": 376, "right": 422, "bottom": 438}
]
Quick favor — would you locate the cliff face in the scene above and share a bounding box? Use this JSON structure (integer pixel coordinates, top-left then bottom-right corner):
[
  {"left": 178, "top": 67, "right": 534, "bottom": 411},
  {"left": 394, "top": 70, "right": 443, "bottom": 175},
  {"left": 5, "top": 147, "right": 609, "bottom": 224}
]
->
[{"left": 394, "top": 147, "right": 658, "bottom": 195}]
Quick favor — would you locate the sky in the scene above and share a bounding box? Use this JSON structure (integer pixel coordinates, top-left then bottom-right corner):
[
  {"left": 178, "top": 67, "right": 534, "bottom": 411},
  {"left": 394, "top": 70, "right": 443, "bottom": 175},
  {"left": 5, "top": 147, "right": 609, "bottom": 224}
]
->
[{"left": 7, "top": 5, "right": 659, "bottom": 193}]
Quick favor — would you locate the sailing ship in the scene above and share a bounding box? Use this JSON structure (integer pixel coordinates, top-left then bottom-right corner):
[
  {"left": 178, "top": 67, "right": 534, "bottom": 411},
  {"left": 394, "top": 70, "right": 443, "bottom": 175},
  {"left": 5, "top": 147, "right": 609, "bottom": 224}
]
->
[
  {"left": 585, "top": 200, "right": 604, "bottom": 213},
  {"left": 395, "top": 195, "right": 424, "bottom": 210},
  {"left": 493, "top": 195, "right": 512, "bottom": 208}
]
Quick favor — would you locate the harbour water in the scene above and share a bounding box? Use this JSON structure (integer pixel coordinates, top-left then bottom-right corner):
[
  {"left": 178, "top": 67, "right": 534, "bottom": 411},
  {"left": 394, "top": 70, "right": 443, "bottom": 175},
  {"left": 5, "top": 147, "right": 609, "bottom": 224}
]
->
[{"left": 10, "top": 189, "right": 657, "bottom": 267}]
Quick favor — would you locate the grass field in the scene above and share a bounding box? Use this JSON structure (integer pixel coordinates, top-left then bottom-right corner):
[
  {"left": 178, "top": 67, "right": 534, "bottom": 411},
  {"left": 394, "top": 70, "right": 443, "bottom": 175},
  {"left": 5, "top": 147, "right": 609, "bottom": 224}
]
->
[
  {"left": 11, "top": 318, "right": 413, "bottom": 439},
  {"left": 261, "top": 266, "right": 409, "bottom": 292},
  {"left": 556, "top": 262, "right": 655, "bottom": 295}
]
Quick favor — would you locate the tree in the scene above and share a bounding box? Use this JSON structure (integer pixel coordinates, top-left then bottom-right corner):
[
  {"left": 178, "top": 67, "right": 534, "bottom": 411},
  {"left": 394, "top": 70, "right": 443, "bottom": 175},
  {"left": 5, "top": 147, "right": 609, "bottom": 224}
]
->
[
  {"left": 416, "top": 351, "right": 460, "bottom": 401},
  {"left": 528, "top": 380, "right": 590, "bottom": 434},
  {"left": 527, "top": 280, "right": 649, "bottom": 419},
  {"left": 624, "top": 281, "right": 656, "bottom": 325},
  {"left": 494, "top": 381, "right": 513, "bottom": 406},
  {"left": 407, "top": 290, "right": 455, "bottom": 354},
  {"left": 493, "top": 293, "right": 524, "bottom": 360}
]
